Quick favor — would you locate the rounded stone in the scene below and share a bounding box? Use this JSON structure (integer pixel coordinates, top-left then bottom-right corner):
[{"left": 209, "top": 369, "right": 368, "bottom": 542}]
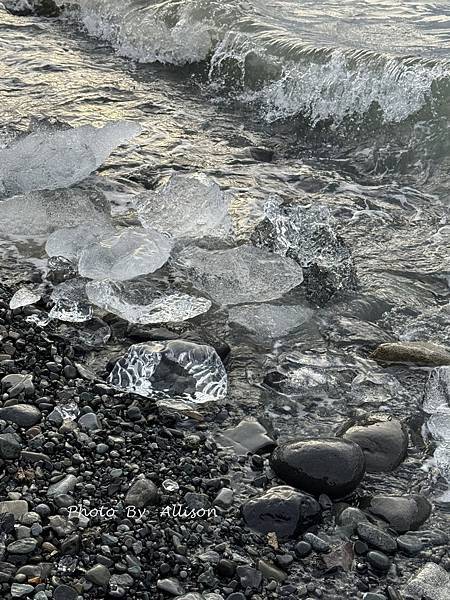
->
[
  {"left": 368, "top": 494, "right": 432, "bottom": 533},
  {"left": 242, "top": 485, "right": 321, "bottom": 538},
  {"left": 0, "top": 404, "right": 41, "bottom": 428},
  {"left": 270, "top": 438, "right": 366, "bottom": 498},
  {"left": 366, "top": 551, "right": 391, "bottom": 572},
  {"left": 53, "top": 584, "right": 77, "bottom": 600},
  {"left": 338, "top": 414, "right": 408, "bottom": 473}
]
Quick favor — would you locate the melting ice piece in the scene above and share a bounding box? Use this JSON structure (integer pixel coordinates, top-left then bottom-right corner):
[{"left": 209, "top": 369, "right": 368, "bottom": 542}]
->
[
  {"left": 78, "top": 227, "right": 172, "bottom": 281},
  {"left": 428, "top": 413, "right": 450, "bottom": 443},
  {"left": 423, "top": 367, "right": 450, "bottom": 414},
  {"left": 251, "top": 198, "right": 357, "bottom": 305},
  {"left": 135, "top": 173, "right": 232, "bottom": 239},
  {"left": 434, "top": 444, "right": 450, "bottom": 486},
  {"left": 46, "top": 222, "right": 115, "bottom": 261},
  {"left": 50, "top": 278, "right": 93, "bottom": 323},
  {"left": 86, "top": 279, "right": 211, "bottom": 324},
  {"left": 0, "top": 121, "right": 141, "bottom": 197},
  {"left": 229, "top": 303, "right": 313, "bottom": 339},
  {"left": 0, "top": 187, "right": 111, "bottom": 238},
  {"left": 108, "top": 340, "right": 228, "bottom": 404},
  {"left": 54, "top": 402, "right": 80, "bottom": 422},
  {"left": 9, "top": 287, "right": 41, "bottom": 310},
  {"left": 26, "top": 313, "right": 51, "bottom": 328},
  {"left": 56, "top": 318, "right": 111, "bottom": 349},
  {"left": 175, "top": 244, "right": 303, "bottom": 305}
]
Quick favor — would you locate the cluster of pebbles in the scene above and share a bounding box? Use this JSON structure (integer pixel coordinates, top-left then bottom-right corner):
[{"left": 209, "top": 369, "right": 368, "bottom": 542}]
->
[{"left": 0, "top": 278, "right": 449, "bottom": 600}]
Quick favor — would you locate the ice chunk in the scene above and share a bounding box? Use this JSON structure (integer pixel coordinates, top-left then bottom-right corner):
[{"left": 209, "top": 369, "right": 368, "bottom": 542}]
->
[
  {"left": 229, "top": 303, "right": 312, "bottom": 339},
  {"left": 56, "top": 318, "right": 111, "bottom": 349},
  {"left": 46, "top": 222, "right": 115, "bottom": 261},
  {"left": 403, "top": 562, "right": 450, "bottom": 600},
  {"left": 86, "top": 279, "right": 211, "bottom": 324},
  {"left": 50, "top": 278, "right": 93, "bottom": 323},
  {"left": 423, "top": 367, "right": 450, "bottom": 414},
  {"left": 26, "top": 313, "right": 51, "bottom": 327},
  {"left": 435, "top": 444, "right": 450, "bottom": 485},
  {"left": 78, "top": 227, "right": 172, "bottom": 281},
  {"left": 0, "top": 187, "right": 110, "bottom": 238},
  {"left": 0, "top": 121, "right": 141, "bottom": 197},
  {"left": 428, "top": 413, "right": 450, "bottom": 443},
  {"left": 251, "top": 198, "right": 357, "bottom": 305},
  {"left": 135, "top": 173, "right": 232, "bottom": 239},
  {"left": 108, "top": 340, "right": 227, "bottom": 405},
  {"left": 175, "top": 244, "right": 303, "bottom": 305},
  {"left": 9, "top": 287, "right": 41, "bottom": 310}
]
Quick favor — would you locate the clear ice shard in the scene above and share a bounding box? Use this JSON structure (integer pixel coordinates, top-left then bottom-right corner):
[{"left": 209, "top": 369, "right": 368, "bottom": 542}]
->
[
  {"left": 50, "top": 279, "right": 93, "bottom": 323},
  {"left": 86, "top": 279, "right": 211, "bottom": 324},
  {"left": 228, "top": 303, "right": 313, "bottom": 339},
  {"left": 9, "top": 287, "right": 41, "bottom": 310},
  {"left": 78, "top": 227, "right": 172, "bottom": 281},
  {"left": 251, "top": 197, "right": 357, "bottom": 305},
  {"left": 46, "top": 222, "right": 115, "bottom": 261},
  {"left": 175, "top": 244, "right": 303, "bottom": 305},
  {"left": 108, "top": 340, "right": 228, "bottom": 405},
  {"left": 0, "top": 121, "right": 141, "bottom": 197},
  {"left": 0, "top": 187, "right": 111, "bottom": 238},
  {"left": 135, "top": 173, "right": 232, "bottom": 239},
  {"left": 423, "top": 366, "right": 450, "bottom": 414}
]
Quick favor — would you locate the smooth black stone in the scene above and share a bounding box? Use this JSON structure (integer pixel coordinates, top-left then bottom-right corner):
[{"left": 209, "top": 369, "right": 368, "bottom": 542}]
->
[
  {"left": 217, "top": 559, "right": 236, "bottom": 578},
  {"left": 242, "top": 485, "right": 321, "bottom": 538},
  {"left": 0, "top": 433, "right": 21, "bottom": 459},
  {"left": 368, "top": 494, "right": 432, "bottom": 533},
  {"left": 270, "top": 438, "right": 366, "bottom": 498},
  {"left": 357, "top": 523, "right": 397, "bottom": 553},
  {"left": 0, "top": 404, "right": 41, "bottom": 427},
  {"left": 338, "top": 414, "right": 408, "bottom": 473},
  {"left": 366, "top": 551, "right": 391, "bottom": 572},
  {"left": 295, "top": 541, "right": 312, "bottom": 558}
]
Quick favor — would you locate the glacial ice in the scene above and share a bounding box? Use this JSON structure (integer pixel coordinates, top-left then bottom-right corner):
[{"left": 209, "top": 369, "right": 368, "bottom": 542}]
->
[
  {"left": 50, "top": 279, "right": 93, "bottom": 323},
  {"left": 78, "top": 227, "right": 172, "bottom": 281},
  {"left": 0, "top": 121, "right": 141, "bottom": 197},
  {"left": 228, "top": 303, "right": 313, "bottom": 339},
  {"left": 46, "top": 223, "right": 115, "bottom": 261},
  {"left": 86, "top": 279, "right": 212, "bottom": 324},
  {"left": 428, "top": 413, "right": 450, "bottom": 443},
  {"left": 56, "top": 318, "right": 111, "bottom": 349},
  {"left": 251, "top": 198, "right": 357, "bottom": 305},
  {"left": 0, "top": 187, "right": 111, "bottom": 238},
  {"left": 423, "top": 367, "right": 450, "bottom": 414},
  {"left": 175, "top": 244, "right": 303, "bottom": 305},
  {"left": 135, "top": 173, "right": 232, "bottom": 239},
  {"left": 9, "top": 287, "right": 41, "bottom": 310},
  {"left": 108, "top": 340, "right": 228, "bottom": 405}
]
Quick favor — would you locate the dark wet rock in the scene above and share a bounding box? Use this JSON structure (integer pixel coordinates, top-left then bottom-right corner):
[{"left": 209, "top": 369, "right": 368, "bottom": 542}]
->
[
  {"left": 242, "top": 485, "right": 321, "bottom": 538},
  {"left": 303, "top": 532, "right": 331, "bottom": 552},
  {"left": 6, "top": 538, "right": 37, "bottom": 555},
  {"left": 295, "top": 541, "right": 312, "bottom": 558},
  {"left": 78, "top": 412, "right": 100, "bottom": 431},
  {"left": 337, "top": 507, "right": 369, "bottom": 529},
  {"left": 371, "top": 341, "right": 450, "bottom": 366},
  {"left": 53, "top": 584, "right": 78, "bottom": 600},
  {"left": 270, "top": 438, "right": 365, "bottom": 498},
  {"left": 396, "top": 535, "right": 424, "bottom": 555},
  {"left": 357, "top": 523, "right": 397, "bottom": 553},
  {"left": 338, "top": 414, "right": 408, "bottom": 473},
  {"left": 4, "top": 0, "right": 60, "bottom": 17},
  {"left": 257, "top": 560, "right": 287, "bottom": 582},
  {"left": 215, "top": 417, "right": 276, "bottom": 455},
  {"left": 0, "top": 513, "right": 15, "bottom": 534},
  {"left": 368, "top": 494, "right": 432, "bottom": 533},
  {"left": 249, "top": 147, "right": 274, "bottom": 162},
  {"left": 0, "top": 433, "right": 22, "bottom": 459},
  {"left": 366, "top": 550, "right": 391, "bottom": 572},
  {"left": 157, "top": 577, "right": 184, "bottom": 595},
  {"left": 125, "top": 478, "right": 158, "bottom": 507},
  {"left": 86, "top": 564, "right": 111, "bottom": 586},
  {"left": 0, "top": 404, "right": 41, "bottom": 427},
  {"left": 236, "top": 565, "right": 262, "bottom": 588},
  {"left": 403, "top": 562, "right": 450, "bottom": 600},
  {"left": 1, "top": 374, "right": 34, "bottom": 397}
]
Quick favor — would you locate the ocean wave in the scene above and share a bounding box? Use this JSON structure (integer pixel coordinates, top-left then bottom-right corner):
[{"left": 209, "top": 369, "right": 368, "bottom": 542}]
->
[{"left": 7, "top": 0, "right": 450, "bottom": 127}]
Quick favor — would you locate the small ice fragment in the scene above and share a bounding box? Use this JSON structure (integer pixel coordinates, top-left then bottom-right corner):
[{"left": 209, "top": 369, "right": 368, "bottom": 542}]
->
[
  {"left": 175, "top": 244, "right": 303, "bottom": 305},
  {"left": 78, "top": 227, "right": 172, "bottom": 281},
  {"left": 229, "top": 303, "right": 312, "bottom": 339},
  {"left": 9, "top": 287, "right": 41, "bottom": 310},
  {"left": 46, "top": 222, "right": 115, "bottom": 261},
  {"left": 423, "top": 367, "right": 450, "bottom": 414},
  {"left": 108, "top": 340, "right": 228, "bottom": 405},
  {"left": 86, "top": 279, "right": 211, "bottom": 324},
  {"left": 56, "top": 318, "right": 111, "bottom": 349},
  {"left": 427, "top": 412, "right": 450, "bottom": 443},
  {"left": 54, "top": 402, "right": 80, "bottom": 422},
  {"left": 0, "top": 187, "right": 111, "bottom": 238},
  {"left": 135, "top": 172, "right": 232, "bottom": 239},
  {"left": 50, "top": 278, "right": 93, "bottom": 323},
  {"left": 0, "top": 121, "right": 141, "bottom": 197},
  {"left": 162, "top": 479, "right": 179, "bottom": 492},
  {"left": 26, "top": 313, "right": 51, "bottom": 327}
]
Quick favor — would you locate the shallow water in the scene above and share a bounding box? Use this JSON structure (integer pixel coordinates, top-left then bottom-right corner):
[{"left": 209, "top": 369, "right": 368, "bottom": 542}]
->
[{"left": 0, "top": 0, "right": 449, "bottom": 518}]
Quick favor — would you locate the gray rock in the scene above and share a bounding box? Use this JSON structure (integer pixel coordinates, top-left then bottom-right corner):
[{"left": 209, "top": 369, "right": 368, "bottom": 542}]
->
[
  {"left": 7, "top": 538, "right": 37, "bottom": 555},
  {"left": 0, "top": 404, "right": 41, "bottom": 427},
  {"left": 236, "top": 565, "right": 262, "bottom": 588},
  {"left": 157, "top": 578, "right": 184, "bottom": 595},
  {"left": 53, "top": 584, "right": 77, "bottom": 600},
  {"left": 11, "top": 583, "right": 34, "bottom": 598},
  {"left": 213, "top": 488, "right": 233, "bottom": 509},
  {"left": 1, "top": 374, "right": 34, "bottom": 398},
  {"left": 257, "top": 560, "right": 287, "bottom": 582},
  {"left": 0, "top": 433, "right": 22, "bottom": 459},
  {"left": 0, "top": 500, "right": 28, "bottom": 519},
  {"left": 403, "top": 562, "right": 450, "bottom": 600},
  {"left": 303, "top": 532, "right": 331, "bottom": 552},
  {"left": 125, "top": 478, "right": 158, "bottom": 508},
  {"left": 366, "top": 550, "right": 391, "bottom": 572},
  {"left": 47, "top": 475, "right": 77, "bottom": 497},
  {"left": 86, "top": 564, "right": 111, "bottom": 586},
  {"left": 78, "top": 412, "right": 100, "bottom": 431},
  {"left": 337, "top": 507, "right": 369, "bottom": 530},
  {"left": 371, "top": 342, "right": 450, "bottom": 366},
  {"left": 357, "top": 523, "right": 397, "bottom": 553},
  {"left": 368, "top": 494, "right": 432, "bottom": 533}
]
